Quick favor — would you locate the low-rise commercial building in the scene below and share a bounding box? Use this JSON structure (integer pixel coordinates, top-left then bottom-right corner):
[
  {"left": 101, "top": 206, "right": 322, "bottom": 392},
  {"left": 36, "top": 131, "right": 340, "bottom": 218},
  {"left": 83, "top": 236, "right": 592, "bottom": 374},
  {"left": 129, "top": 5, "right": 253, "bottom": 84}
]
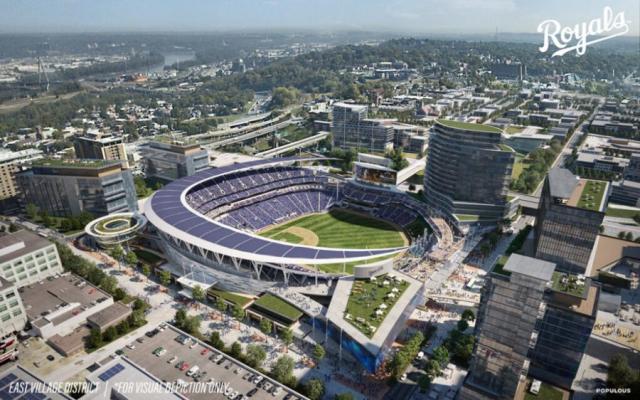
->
[{"left": 20, "top": 272, "right": 114, "bottom": 339}]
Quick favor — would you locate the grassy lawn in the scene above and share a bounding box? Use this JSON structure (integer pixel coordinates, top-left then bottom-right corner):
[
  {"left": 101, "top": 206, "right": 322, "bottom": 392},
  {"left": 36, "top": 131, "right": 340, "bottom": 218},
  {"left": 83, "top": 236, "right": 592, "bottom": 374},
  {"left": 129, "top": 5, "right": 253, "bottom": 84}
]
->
[
  {"left": 436, "top": 119, "right": 502, "bottom": 133},
  {"left": 511, "top": 154, "right": 529, "bottom": 180},
  {"left": 133, "top": 249, "right": 164, "bottom": 264},
  {"left": 207, "top": 288, "right": 253, "bottom": 307},
  {"left": 252, "top": 293, "right": 303, "bottom": 322},
  {"left": 505, "top": 125, "right": 524, "bottom": 134},
  {"left": 345, "top": 274, "right": 409, "bottom": 337},
  {"left": 524, "top": 383, "right": 563, "bottom": 400},
  {"left": 497, "top": 143, "right": 515, "bottom": 152},
  {"left": 259, "top": 209, "right": 405, "bottom": 249},
  {"left": 577, "top": 180, "right": 606, "bottom": 211},
  {"left": 606, "top": 205, "right": 640, "bottom": 219},
  {"left": 455, "top": 214, "right": 480, "bottom": 222}
]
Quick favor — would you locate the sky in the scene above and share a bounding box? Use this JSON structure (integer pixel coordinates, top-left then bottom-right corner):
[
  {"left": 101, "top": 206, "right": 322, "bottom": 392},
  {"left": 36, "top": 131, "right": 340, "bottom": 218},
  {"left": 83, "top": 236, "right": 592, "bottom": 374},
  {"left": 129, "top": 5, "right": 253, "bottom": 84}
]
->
[{"left": 0, "top": 0, "right": 638, "bottom": 35}]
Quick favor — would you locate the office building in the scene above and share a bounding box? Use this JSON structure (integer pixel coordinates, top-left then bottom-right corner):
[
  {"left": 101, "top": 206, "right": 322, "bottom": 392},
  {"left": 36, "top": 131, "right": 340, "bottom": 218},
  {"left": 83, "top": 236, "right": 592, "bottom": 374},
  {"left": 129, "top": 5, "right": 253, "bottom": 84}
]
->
[
  {"left": 17, "top": 159, "right": 137, "bottom": 218},
  {"left": 0, "top": 230, "right": 63, "bottom": 287},
  {"left": 529, "top": 275, "right": 599, "bottom": 388},
  {"left": 140, "top": 138, "right": 209, "bottom": 181},
  {"left": 0, "top": 276, "right": 26, "bottom": 338},
  {"left": 534, "top": 168, "right": 608, "bottom": 275},
  {"left": 624, "top": 153, "right": 640, "bottom": 182},
  {"left": 332, "top": 102, "right": 394, "bottom": 153},
  {"left": 423, "top": 120, "right": 515, "bottom": 221},
  {"left": 490, "top": 62, "right": 525, "bottom": 80},
  {"left": 459, "top": 255, "right": 555, "bottom": 400},
  {"left": 0, "top": 149, "right": 43, "bottom": 212},
  {"left": 74, "top": 131, "right": 128, "bottom": 166}
]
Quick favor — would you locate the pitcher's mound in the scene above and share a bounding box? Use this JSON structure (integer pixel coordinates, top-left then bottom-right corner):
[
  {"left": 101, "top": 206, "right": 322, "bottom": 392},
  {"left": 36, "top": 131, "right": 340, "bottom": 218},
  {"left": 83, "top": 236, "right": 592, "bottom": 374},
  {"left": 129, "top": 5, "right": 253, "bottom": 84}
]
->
[{"left": 285, "top": 226, "right": 319, "bottom": 246}]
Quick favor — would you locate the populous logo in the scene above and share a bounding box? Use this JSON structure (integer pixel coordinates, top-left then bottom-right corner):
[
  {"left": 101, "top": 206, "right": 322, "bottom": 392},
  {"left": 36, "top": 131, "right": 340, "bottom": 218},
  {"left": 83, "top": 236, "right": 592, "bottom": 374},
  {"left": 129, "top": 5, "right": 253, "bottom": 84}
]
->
[{"left": 537, "top": 6, "right": 630, "bottom": 57}]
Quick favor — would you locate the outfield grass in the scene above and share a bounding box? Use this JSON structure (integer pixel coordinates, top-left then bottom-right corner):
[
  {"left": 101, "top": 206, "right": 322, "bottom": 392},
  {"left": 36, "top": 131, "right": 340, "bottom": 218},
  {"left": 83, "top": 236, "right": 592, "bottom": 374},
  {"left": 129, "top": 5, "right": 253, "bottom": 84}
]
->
[{"left": 259, "top": 209, "right": 406, "bottom": 249}]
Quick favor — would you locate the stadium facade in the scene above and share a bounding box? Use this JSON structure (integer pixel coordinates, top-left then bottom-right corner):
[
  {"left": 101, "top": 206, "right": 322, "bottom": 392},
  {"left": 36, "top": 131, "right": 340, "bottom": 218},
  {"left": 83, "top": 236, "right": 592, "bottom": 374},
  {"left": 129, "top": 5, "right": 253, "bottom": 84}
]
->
[{"left": 144, "top": 157, "right": 439, "bottom": 293}]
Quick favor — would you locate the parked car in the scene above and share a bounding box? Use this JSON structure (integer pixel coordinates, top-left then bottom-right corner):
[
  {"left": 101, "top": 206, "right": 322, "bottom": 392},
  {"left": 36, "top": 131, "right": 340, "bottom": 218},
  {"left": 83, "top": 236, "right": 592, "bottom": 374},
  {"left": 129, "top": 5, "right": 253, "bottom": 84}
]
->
[
  {"left": 168, "top": 356, "right": 178, "bottom": 364},
  {"left": 246, "top": 388, "right": 258, "bottom": 397}
]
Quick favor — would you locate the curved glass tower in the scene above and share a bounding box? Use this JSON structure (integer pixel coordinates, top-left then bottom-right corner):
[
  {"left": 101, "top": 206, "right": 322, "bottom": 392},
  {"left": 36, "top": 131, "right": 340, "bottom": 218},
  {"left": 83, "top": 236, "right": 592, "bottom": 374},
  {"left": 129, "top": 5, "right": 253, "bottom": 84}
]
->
[{"left": 424, "top": 120, "right": 515, "bottom": 221}]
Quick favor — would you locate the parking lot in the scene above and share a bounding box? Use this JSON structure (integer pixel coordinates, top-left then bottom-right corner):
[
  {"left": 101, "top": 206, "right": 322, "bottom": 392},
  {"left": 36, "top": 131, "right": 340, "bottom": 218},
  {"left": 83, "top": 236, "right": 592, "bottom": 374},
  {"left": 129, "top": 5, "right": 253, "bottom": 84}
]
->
[{"left": 119, "top": 325, "right": 303, "bottom": 400}]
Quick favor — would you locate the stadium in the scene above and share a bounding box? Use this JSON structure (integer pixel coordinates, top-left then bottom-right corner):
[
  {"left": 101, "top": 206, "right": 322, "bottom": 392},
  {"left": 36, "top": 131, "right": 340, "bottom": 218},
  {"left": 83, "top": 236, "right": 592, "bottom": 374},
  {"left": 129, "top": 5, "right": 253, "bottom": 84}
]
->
[{"left": 145, "top": 157, "right": 441, "bottom": 294}]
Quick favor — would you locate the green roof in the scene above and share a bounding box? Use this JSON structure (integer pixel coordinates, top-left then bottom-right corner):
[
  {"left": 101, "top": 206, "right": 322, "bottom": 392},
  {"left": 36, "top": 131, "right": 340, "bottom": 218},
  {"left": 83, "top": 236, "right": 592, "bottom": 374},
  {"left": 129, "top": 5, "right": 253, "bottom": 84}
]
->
[
  {"left": 207, "top": 288, "right": 253, "bottom": 307},
  {"left": 437, "top": 119, "right": 502, "bottom": 134},
  {"left": 345, "top": 274, "right": 409, "bottom": 337},
  {"left": 551, "top": 272, "right": 587, "bottom": 297},
  {"left": 252, "top": 293, "right": 303, "bottom": 322},
  {"left": 32, "top": 158, "right": 118, "bottom": 169},
  {"left": 576, "top": 180, "right": 607, "bottom": 211},
  {"left": 497, "top": 143, "right": 515, "bottom": 152}
]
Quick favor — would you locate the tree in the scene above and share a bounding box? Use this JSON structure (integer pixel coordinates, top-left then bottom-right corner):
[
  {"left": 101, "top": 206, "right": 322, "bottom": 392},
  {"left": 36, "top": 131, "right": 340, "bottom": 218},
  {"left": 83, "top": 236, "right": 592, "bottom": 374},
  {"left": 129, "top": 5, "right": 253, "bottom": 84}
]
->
[
  {"left": 387, "top": 147, "right": 409, "bottom": 171},
  {"left": 214, "top": 296, "right": 226, "bottom": 311},
  {"left": 26, "top": 203, "right": 39, "bottom": 220},
  {"left": 281, "top": 329, "right": 294, "bottom": 349},
  {"left": 425, "top": 359, "right": 441, "bottom": 378},
  {"left": 230, "top": 341, "right": 242, "bottom": 358},
  {"left": 192, "top": 285, "right": 205, "bottom": 302},
  {"left": 312, "top": 344, "right": 325, "bottom": 363},
  {"left": 110, "top": 245, "right": 125, "bottom": 268},
  {"left": 607, "top": 354, "right": 640, "bottom": 391},
  {"left": 174, "top": 309, "right": 187, "bottom": 328},
  {"left": 182, "top": 315, "right": 201, "bottom": 336},
  {"left": 303, "top": 379, "right": 325, "bottom": 400},
  {"left": 159, "top": 270, "right": 171, "bottom": 286},
  {"left": 461, "top": 309, "right": 475, "bottom": 322},
  {"left": 245, "top": 344, "right": 267, "bottom": 368},
  {"left": 210, "top": 331, "right": 225, "bottom": 350},
  {"left": 88, "top": 328, "right": 102, "bottom": 349},
  {"left": 128, "top": 309, "right": 146, "bottom": 328},
  {"left": 232, "top": 305, "right": 245, "bottom": 320},
  {"left": 100, "top": 276, "right": 118, "bottom": 295},
  {"left": 260, "top": 318, "right": 273, "bottom": 335},
  {"left": 125, "top": 251, "right": 138, "bottom": 267},
  {"left": 113, "top": 288, "right": 127, "bottom": 302},
  {"left": 117, "top": 319, "right": 130, "bottom": 335},
  {"left": 457, "top": 319, "right": 469, "bottom": 332},
  {"left": 141, "top": 264, "right": 151, "bottom": 278},
  {"left": 103, "top": 326, "right": 118, "bottom": 342},
  {"left": 271, "top": 355, "right": 295, "bottom": 384},
  {"left": 432, "top": 346, "right": 449, "bottom": 367},
  {"left": 619, "top": 231, "right": 627, "bottom": 239},
  {"left": 625, "top": 232, "right": 634, "bottom": 241},
  {"left": 270, "top": 86, "right": 299, "bottom": 109}
]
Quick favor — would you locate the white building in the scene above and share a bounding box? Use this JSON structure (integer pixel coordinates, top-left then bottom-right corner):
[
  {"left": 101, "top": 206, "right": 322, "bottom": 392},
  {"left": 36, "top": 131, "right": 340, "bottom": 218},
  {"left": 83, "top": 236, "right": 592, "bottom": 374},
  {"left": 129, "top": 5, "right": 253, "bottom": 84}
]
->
[
  {"left": 0, "top": 276, "right": 27, "bottom": 338},
  {"left": 0, "top": 230, "right": 63, "bottom": 287}
]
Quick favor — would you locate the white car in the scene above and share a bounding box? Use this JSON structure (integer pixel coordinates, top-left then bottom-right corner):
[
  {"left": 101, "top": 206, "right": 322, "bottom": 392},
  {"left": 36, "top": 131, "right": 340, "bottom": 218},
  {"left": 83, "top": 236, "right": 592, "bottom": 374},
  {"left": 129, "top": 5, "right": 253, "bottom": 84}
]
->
[
  {"left": 224, "top": 387, "right": 234, "bottom": 397},
  {"left": 126, "top": 343, "right": 136, "bottom": 350},
  {"left": 253, "top": 376, "right": 263, "bottom": 384},
  {"left": 272, "top": 386, "right": 282, "bottom": 396},
  {"left": 400, "top": 373, "right": 407, "bottom": 382}
]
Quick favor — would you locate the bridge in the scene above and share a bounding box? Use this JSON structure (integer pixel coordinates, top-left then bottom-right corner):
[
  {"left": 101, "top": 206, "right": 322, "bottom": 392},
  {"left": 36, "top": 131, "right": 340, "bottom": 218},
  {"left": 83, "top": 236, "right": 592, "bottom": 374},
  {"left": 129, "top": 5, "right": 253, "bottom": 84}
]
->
[
  {"left": 204, "top": 118, "right": 300, "bottom": 149},
  {"left": 255, "top": 131, "right": 330, "bottom": 158}
]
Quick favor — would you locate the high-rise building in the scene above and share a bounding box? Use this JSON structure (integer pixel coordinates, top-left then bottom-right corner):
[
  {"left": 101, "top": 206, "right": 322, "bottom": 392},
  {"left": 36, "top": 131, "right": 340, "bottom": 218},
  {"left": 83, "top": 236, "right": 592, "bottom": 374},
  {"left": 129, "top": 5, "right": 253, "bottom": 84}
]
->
[
  {"left": 529, "top": 274, "right": 599, "bottom": 388},
  {"left": 74, "top": 132, "right": 128, "bottom": 166},
  {"left": 459, "top": 254, "right": 555, "bottom": 400},
  {"left": 0, "top": 230, "right": 63, "bottom": 287},
  {"left": 16, "top": 159, "right": 137, "bottom": 218},
  {"left": 140, "top": 138, "right": 209, "bottom": 181},
  {"left": 423, "top": 120, "right": 515, "bottom": 221},
  {"left": 332, "top": 102, "right": 394, "bottom": 153},
  {"left": 534, "top": 168, "right": 608, "bottom": 275},
  {"left": 624, "top": 153, "right": 640, "bottom": 182},
  {"left": 0, "top": 149, "right": 43, "bottom": 211}
]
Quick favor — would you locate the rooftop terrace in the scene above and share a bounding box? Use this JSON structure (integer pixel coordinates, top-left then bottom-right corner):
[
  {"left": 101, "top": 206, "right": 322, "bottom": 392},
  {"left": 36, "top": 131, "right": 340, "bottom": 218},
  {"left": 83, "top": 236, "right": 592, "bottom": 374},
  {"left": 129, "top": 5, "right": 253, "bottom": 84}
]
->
[
  {"left": 32, "top": 158, "right": 119, "bottom": 169},
  {"left": 550, "top": 272, "right": 587, "bottom": 297},
  {"left": 437, "top": 119, "right": 503, "bottom": 134}
]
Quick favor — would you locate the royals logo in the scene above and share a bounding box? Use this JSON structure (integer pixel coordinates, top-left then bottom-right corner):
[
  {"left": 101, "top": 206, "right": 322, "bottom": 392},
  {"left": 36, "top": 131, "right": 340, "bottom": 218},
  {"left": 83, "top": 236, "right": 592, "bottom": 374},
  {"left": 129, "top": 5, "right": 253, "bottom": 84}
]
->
[{"left": 538, "top": 6, "right": 630, "bottom": 57}]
